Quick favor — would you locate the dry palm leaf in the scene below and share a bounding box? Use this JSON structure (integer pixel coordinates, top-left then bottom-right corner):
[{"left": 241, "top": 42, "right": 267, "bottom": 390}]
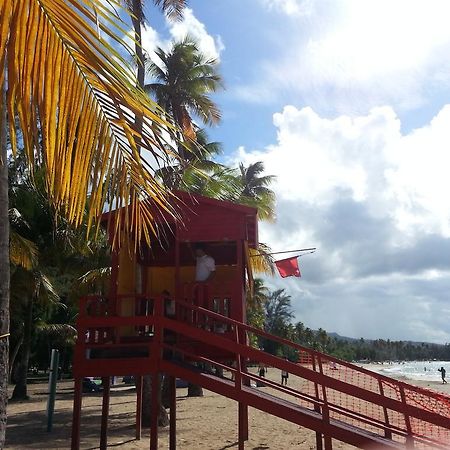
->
[{"left": 2, "top": 0, "right": 182, "bottom": 249}]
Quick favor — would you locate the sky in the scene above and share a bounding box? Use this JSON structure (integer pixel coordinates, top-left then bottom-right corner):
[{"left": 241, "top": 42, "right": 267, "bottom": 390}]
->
[{"left": 135, "top": 0, "right": 450, "bottom": 343}]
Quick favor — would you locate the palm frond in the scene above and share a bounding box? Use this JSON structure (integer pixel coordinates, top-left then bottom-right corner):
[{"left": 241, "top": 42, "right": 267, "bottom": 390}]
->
[
  {"left": 9, "top": 230, "right": 38, "bottom": 270},
  {"left": 36, "top": 322, "right": 77, "bottom": 344},
  {"left": 4, "top": 0, "right": 183, "bottom": 250},
  {"left": 78, "top": 267, "right": 111, "bottom": 285},
  {"left": 153, "top": 0, "right": 186, "bottom": 21},
  {"left": 248, "top": 243, "right": 274, "bottom": 275}
]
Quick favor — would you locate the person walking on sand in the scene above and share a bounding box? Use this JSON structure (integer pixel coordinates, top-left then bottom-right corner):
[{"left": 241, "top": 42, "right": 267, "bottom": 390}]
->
[
  {"left": 258, "top": 362, "right": 266, "bottom": 378},
  {"left": 281, "top": 368, "right": 289, "bottom": 385},
  {"left": 438, "top": 366, "right": 447, "bottom": 384}
]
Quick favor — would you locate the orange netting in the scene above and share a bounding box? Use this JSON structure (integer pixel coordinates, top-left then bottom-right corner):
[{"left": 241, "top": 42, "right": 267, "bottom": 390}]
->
[{"left": 298, "top": 358, "right": 450, "bottom": 448}]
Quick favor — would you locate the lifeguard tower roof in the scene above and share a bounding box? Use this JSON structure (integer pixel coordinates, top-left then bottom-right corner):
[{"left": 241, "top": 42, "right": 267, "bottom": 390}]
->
[{"left": 102, "top": 190, "right": 259, "bottom": 249}]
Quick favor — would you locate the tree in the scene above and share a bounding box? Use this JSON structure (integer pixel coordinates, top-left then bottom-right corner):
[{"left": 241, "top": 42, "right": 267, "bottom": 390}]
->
[
  {"left": 122, "top": 0, "right": 186, "bottom": 158},
  {"left": 237, "top": 161, "right": 276, "bottom": 221},
  {"left": 124, "top": 0, "right": 186, "bottom": 91},
  {"left": 261, "top": 289, "right": 294, "bottom": 355},
  {"left": 10, "top": 269, "right": 60, "bottom": 400},
  {"left": 0, "top": 1, "right": 184, "bottom": 445},
  {"left": 145, "top": 37, "right": 223, "bottom": 156}
]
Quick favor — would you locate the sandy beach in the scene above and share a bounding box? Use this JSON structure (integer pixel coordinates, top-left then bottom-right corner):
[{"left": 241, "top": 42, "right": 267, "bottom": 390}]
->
[{"left": 5, "top": 366, "right": 450, "bottom": 450}]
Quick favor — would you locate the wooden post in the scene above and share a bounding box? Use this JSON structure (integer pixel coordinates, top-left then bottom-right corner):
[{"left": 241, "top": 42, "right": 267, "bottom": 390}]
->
[
  {"left": 238, "top": 402, "right": 248, "bottom": 449},
  {"left": 314, "top": 404, "right": 323, "bottom": 450},
  {"left": 378, "top": 379, "right": 392, "bottom": 439},
  {"left": 71, "top": 377, "right": 83, "bottom": 450},
  {"left": 312, "top": 356, "right": 323, "bottom": 450},
  {"left": 150, "top": 373, "right": 159, "bottom": 450},
  {"left": 169, "top": 375, "right": 176, "bottom": 450},
  {"left": 135, "top": 375, "right": 143, "bottom": 440},
  {"left": 100, "top": 377, "right": 111, "bottom": 450},
  {"left": 317, "top": 355, "right": 332, "bottom": 450}
]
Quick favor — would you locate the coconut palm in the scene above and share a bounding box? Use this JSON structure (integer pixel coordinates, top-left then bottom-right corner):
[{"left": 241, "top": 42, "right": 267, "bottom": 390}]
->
[
  {"left": 145, "top": 37, "right": 223, "bottom": 153},
  {"left": 237, "top": 161, "right": 276, "bottom": 222},
  {"left": 261, "top": 289, "right": 294, "bottom": 355},
  {"left": 246, "top": 278, "right": 269, "bottom": 334},
  {"left": 122, "top": 0, "right": 186, "bottom": 159},
  {"left": 0, "top": 1, "right": 185, "bottom": 444},
  {"left": 124, "top": 0, "right": 186, "bottom": 89},
  {"left": 10, "top": 269, "right": 60, "bottom": 400}
]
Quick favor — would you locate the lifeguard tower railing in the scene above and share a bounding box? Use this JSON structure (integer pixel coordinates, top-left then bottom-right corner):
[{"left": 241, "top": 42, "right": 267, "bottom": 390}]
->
[{"left": 74, "top": 293, "right": 450, "bottom": 449}]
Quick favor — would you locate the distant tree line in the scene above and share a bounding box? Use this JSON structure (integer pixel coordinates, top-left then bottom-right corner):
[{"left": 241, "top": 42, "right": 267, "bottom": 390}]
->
[{"left": 247, "top": 280, "right": 450, "bottom": 362}]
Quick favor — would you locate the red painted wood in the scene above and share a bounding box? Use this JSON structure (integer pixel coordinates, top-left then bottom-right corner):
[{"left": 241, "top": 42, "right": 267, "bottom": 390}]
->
[
  {"left": 72, "top": 289, "right": 450, "bottom": 449},
  {"left": 100, "top": 377, "right": 110, "bottom": 450},
  {"left": 159, "top": 361, "right": 404, "bottom": 449},
  {"left": 169, "top": 375, "right": 176, "bottom": 450},
  {"left": 150, "top": 373, "right": 159, "bottom": 450},
  {"left": 136, "top": 375, "right": 143, "bottom": 440},
  {"left": 71, "top": 377, "right": 82, "bottom": 450}
]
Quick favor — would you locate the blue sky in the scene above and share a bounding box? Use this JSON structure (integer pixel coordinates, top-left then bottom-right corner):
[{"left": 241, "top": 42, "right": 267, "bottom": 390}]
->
[{"left": 136, "top": 0, "right": 450, "bottom": 343}]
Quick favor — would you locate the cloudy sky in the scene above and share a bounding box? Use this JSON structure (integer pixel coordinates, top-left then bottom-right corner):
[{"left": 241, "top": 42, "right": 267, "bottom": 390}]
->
[{"left": 139, "top": 0, "right": 450, "bottom": 343}]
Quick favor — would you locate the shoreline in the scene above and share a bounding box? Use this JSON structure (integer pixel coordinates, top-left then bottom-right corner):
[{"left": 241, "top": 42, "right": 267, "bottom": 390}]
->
[{"left": 358, "top": 362, "right": 450, "bottom": 394}]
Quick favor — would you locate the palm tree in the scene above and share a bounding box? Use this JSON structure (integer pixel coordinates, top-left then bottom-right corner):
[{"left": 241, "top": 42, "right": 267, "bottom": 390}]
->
[
  {"left": 124, "top": 0, "right": 186, "bottom": 90},
  {"left": 246, "top": 278, "right": 269, "bottom": 342},
  {"left": 262, "top": 289, "right": 294, "bottom": 355},
  {"left": 0, "top": 1, "right": 184, "bottom": 444},
  {"left": 237, "top": 161, "right": 276, "bottom": 221},
  {"left": 145, "top": 37, "right": 223, "bottom": 155},
  {"left": 122, "top": 0, "right": 186, "bottom": 158},
  {"left": 10, "top": 269, "right": 60, "bottom": 400}
]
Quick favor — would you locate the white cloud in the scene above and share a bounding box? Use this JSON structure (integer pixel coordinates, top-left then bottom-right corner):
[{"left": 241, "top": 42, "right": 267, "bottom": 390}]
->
[
  {"left": 238, "top": 0, "right": 450, "bottom": 112},
  {"left": 137, "top": 9, "right": 224, "bottom": 82},
  {"left": 261, "top": 0, "right": 314, "bottom": 16},
  {"left": 235, "top": 104, "right": 450, "bottom": 341},
  {"left": 167, "top": 8, "right": 224, "bottom": 61}
]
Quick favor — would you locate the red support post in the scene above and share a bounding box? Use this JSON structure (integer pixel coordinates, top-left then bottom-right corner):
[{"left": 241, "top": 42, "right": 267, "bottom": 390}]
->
[
  {"left": 238, "top": 402, "right": 248, "bottom": 449},
  {"left": 169, "top": 375, "right": 176, "bottom": 450},
  {"left": 317, "top": 355, "right": 333, "bottom": 450},
  {"left": 136, "top": 375, "right": 143, "bottom": 440},
  {"left": 100, "top": 377, "right": 111, "bottom": 450},
  {"left": 150, "top": 372, "right": 159, "bottom": 450},
  {"left": 71, "top": 377, "right": 83, "bottom": 450},
  {"left": 378, "top": 379, "right": 392, "bottom": 440},
  {"left": 312, "top": 355, "right": 324, "bottom": 450},
  {"left": 399, "top": 385, "right": 415, "bottom": 449}
]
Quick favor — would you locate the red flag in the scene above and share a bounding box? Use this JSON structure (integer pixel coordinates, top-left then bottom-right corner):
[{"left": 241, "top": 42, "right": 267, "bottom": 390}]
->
[{"left": 275, "top": 256, "right": 301, "bottom": 278}]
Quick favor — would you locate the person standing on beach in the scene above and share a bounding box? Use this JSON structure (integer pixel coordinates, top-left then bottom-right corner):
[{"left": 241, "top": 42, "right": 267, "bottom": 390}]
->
[{"left": 438, "top": 366, "right": 447, "bottom": 384}]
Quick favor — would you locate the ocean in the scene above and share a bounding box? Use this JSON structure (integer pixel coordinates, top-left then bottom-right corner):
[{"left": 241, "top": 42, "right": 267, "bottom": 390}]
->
[{"left": 371, "top": 360, "right": 450, "bottom": 382}]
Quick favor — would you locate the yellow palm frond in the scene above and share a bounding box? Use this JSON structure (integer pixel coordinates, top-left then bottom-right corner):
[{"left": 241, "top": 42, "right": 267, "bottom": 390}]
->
[
  {"left": 248, "top": 243, "right": 274, "bottom": 275},
  {"left": 9, "top": 230, "right": 38, "bottom": 270},
  {"left": 3, "top": 0, "right": 182, "bottom": 248}
]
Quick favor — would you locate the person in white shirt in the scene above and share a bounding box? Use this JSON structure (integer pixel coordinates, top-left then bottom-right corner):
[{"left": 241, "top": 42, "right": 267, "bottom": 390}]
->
[{"left": 194, "top": 243, "right": 216, "bottom": 282}]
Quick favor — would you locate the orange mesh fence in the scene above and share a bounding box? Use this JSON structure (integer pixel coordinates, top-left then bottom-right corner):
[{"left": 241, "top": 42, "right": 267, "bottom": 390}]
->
[{"left": 298, "top": 357, "right": 450, "bottom": 448}]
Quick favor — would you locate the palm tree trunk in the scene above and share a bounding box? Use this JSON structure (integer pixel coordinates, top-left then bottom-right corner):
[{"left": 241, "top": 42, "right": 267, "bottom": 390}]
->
[
  {"left": 0, "top": 77, "right": 10, "bottom": 448},
  {"left": 187, "top": 381, "right": 203, "bottom": 397},
  {"left": 9, "top": 333, "right": 23, "bottom": 382},
  {"left": 131, "top": 0, "right": 144, "bottom": 154},
  {"left": 141, "top": 374, "right": 169, "bottom": 427},
  {"left": 11, "top": 298, "right": 33, "bottom": 400}
]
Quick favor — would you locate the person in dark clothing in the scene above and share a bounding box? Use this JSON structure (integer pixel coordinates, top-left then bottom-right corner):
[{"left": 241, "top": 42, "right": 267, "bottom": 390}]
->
[{"left": 438, "top": 366, "right": 447, "bottom": 384}]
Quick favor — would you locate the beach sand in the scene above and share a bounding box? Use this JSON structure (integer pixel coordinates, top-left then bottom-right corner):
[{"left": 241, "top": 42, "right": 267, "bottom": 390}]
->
[{"left": 5, "top": 367, "right": 450, "bottom": 450}]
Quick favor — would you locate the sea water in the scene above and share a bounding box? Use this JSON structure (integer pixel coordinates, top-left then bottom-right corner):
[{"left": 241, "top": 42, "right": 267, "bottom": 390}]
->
[{"left": 372, "top": 360, "right": 450, "bottom": 382}]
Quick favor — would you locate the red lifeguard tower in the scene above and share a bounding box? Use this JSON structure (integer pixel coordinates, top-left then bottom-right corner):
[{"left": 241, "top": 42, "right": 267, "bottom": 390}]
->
[
  {"left": 71, "top": 192, "right": 450, "bottom": 450},
  {"left": 71, "top": 191, "right": 258, "bottom": 449}
]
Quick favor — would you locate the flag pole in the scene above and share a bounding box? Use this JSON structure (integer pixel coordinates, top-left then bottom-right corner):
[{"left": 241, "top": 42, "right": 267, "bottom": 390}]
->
[{"left": 249, "top": 247, "right": 316, "bottom": 257}]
